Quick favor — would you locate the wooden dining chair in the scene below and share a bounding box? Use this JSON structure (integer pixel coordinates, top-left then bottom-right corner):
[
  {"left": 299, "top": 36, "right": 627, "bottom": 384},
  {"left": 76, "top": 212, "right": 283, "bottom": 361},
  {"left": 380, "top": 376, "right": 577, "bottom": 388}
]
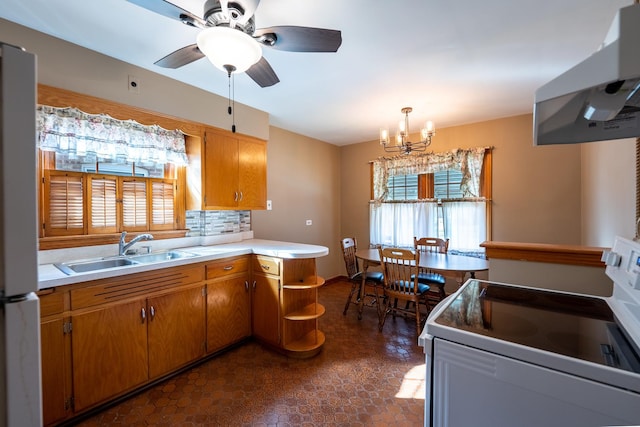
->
[
  {"left": 340, "top": 237, "right": 384, "bottom": 319},
  {"left": 378, "top": 247, "right": 430, "bottom": 339},
  {"left": 413, "top": 237, "right": 449, "bottom": 309}
]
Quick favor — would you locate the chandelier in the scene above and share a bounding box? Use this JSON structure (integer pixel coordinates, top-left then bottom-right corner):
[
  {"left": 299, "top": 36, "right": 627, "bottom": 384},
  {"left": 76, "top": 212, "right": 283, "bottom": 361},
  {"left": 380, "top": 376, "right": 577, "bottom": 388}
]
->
[{"left": 379, "top": 107, "right": 435, "bottom": 154}]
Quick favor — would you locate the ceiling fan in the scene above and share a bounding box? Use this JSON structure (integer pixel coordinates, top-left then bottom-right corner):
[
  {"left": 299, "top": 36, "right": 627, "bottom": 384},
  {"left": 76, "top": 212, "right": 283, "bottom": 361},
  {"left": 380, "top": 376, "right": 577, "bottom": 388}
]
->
[{"left": 127, "top": 0, "right": 342, "bottom": 87}]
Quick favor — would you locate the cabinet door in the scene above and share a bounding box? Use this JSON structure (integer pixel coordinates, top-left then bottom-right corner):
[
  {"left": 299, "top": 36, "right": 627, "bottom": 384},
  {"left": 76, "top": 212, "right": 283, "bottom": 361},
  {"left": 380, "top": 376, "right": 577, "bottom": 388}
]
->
[
  {"left": 41, "top": 317, "right": 69, "bottom": 425},
  {"left": 207, "top": 275, "right": 251, "bottom": 353},
  {"left": 238, "top": 137, "right": 267, "bottom": 210},
  {"left": 72, "top": 299, "right": 148, "bottom": 412},
  {"left": 252, "top": 274, "right": 281, "bottom": 345},
  {"left": 203, "top": 129, "right": 238, "bottom": 208},
  {"left": 148, "top": 286, "right": 206, "bottom": 378}
]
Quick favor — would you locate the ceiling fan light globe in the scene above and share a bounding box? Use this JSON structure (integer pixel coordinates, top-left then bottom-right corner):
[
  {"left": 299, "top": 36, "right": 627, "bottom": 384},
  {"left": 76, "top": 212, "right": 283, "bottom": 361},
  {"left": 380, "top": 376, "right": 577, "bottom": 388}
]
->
[{"left": 196, "top": 26, "right": 262, "bottom": 73}]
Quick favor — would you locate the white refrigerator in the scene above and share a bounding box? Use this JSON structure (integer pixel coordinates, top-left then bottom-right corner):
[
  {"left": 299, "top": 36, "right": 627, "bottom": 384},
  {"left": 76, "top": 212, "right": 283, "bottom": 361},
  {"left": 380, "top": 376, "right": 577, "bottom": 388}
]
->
[{"left": 0, "top": 43, "right": 43, "bottom": 426}]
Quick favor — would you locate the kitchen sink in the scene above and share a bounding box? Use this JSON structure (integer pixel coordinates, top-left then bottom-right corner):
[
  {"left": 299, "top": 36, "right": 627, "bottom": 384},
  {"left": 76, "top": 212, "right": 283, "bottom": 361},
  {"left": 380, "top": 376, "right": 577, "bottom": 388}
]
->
[
  {"left": 54, "top": 257, "right": 140, "bottom": 275},
  {"left": 127, "top": 250, "right": 197, "bottom": 264},
  {"left": 54, "top": 250, "right": 198, "bottom": 275}
]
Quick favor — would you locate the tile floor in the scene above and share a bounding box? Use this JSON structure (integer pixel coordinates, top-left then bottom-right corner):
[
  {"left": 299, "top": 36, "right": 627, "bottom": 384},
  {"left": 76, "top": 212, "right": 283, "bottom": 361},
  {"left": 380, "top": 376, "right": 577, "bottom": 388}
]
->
[{"left": 74, "top": 280, "right": 426, "bottom": 427}]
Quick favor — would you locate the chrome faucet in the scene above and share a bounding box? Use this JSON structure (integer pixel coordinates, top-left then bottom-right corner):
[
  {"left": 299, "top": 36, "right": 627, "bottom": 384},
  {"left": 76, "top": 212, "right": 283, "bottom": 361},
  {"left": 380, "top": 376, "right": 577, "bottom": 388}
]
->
[{"left": 118, "top": 231, "right": 154, "bottom": 256}]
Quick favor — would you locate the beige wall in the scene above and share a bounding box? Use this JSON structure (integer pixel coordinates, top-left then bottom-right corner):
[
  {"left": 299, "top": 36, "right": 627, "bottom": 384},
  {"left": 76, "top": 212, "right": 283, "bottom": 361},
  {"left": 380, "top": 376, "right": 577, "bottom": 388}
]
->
[
  {"left": 581, "top": 138, "right": 636, "bottom": 247},
  {"left": 340, "top": 114, "right": 584, "bottom": 251},
  {"left": 251, "top": 127, "right": 343, "bottom": 278}
]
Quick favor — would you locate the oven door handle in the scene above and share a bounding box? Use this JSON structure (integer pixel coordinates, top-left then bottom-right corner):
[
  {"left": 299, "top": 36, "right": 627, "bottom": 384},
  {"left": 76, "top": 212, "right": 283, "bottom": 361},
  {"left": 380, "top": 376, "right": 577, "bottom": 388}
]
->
[{"left": 600, "top": 344, "right": 619, "bottom": 367}]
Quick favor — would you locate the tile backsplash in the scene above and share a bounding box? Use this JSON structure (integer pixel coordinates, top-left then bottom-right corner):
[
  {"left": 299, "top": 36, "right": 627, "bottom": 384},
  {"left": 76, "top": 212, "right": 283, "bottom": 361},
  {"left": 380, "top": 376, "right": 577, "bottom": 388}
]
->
[{"left": 186, "top": 210, "right": 251, "bottom": 236}]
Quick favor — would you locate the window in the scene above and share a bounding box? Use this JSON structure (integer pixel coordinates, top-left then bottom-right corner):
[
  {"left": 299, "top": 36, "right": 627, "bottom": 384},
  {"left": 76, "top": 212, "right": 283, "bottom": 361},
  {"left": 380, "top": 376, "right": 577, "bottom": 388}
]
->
[
  {"left": 42, "top": 168, "right": 177, "bottom": 237},
  {"left": 387, "top": 174, "right": 419, "bottom": 200},
  {"left": 370, "top": 148, "right": 491, "bottom": 255},
  {"left": 36, "top": 100, "right": 189, "bottom": 247}
]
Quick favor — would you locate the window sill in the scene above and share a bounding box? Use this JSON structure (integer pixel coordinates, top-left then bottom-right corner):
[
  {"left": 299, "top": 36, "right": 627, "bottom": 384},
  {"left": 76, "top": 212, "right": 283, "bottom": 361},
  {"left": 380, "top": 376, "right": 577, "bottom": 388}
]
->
[{"left": 39, "top": 230, "right": 189, "bottom": 251}]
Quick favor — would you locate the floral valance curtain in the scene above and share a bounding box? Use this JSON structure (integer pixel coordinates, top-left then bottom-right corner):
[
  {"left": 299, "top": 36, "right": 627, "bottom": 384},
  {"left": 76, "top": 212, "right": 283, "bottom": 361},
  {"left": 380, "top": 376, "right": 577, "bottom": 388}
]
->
[
  {"left": 36, "top": 105, "right": 188, "bottom": 166},
  {"left": 371, "top": 147, "right": 488, "bottom": 203}
]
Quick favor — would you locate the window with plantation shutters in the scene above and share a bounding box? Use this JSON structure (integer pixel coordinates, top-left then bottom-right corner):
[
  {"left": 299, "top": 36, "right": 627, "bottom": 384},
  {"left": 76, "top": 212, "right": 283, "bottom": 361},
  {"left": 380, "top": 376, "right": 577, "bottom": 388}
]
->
[
  {"left": 88, "top": 175, "right": 117, "bottom": 234},
  {"left": 44, "top": 170, "right": 85, "bottom": 236},
  {"left": 151, "top": 179, "right": 175, "bottom": 230},
  {"left": 122, "top": 179, "right": 148, "bottom": 231}
]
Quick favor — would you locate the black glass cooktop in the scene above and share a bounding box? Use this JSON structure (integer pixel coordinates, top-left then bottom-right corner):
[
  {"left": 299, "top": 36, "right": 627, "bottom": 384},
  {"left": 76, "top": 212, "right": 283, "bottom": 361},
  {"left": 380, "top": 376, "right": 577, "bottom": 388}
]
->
[{"left": 434, "top": 280, "right": 640, "bottom": 373}]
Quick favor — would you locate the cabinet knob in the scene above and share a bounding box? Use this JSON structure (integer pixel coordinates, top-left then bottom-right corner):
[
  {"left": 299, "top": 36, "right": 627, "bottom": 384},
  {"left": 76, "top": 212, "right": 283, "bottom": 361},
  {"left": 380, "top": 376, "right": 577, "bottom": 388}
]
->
[
  {"left": 141, "top": 307, "right": 146, "bottom": 323},
  {"left": 252, "top": 280, "right": 256, "bottom": 290},
  {"left": 245, "top": 281, "right": 249, "bottom": 292},
  {"left": 150, "top": 305, "right": 156, "bottom": 320}
]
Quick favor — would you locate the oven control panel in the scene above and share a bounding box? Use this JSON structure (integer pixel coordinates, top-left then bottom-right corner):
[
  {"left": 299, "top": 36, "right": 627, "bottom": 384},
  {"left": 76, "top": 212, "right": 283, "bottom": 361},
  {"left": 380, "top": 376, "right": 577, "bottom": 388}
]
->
[{"left": 606, "top": 236, "right": 640, "bottom": 292}]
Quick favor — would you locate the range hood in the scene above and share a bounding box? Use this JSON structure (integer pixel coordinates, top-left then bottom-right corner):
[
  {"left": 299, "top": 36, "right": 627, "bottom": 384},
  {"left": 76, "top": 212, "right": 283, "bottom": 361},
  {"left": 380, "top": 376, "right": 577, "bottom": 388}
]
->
[{"left": 534, "top": 4, "right": 640, "bottom": 145}]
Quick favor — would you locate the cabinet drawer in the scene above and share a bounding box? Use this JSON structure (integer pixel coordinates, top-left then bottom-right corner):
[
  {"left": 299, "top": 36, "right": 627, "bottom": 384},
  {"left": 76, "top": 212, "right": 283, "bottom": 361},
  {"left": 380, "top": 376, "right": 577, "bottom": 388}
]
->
[
  {"left": 253, "top": 255, "right": 280, "bottom": 276},
  {"left": 206, "top": 256, "right": 249, "bottom": 279},
  {"left": 38, "top": 289, "right": 65, "bottom": 317},
  {"left": 70, "top": 264, "right": 205, "bottom": 309}
]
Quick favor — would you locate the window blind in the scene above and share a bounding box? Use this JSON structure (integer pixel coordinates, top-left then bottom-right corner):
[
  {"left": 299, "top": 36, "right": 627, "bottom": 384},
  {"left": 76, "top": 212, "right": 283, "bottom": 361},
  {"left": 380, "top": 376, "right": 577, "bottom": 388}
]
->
[
  {"left": 45, "top": 171, "right": 84, "bottom": 236},
  {"left": 89, "top": 176, "right": 117, "bottom": 233},
  {"left": 122, "top": 179, "right": 148, "bottom": 230},
  {"left": 151, "top": 180, "right": 174, "bottom": 230}
]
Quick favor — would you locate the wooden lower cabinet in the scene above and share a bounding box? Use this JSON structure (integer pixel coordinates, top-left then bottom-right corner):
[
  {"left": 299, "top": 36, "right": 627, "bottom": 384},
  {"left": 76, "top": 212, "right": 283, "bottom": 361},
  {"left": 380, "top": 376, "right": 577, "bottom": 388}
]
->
[
  {"left": 148, "top": 285, "right": 206, "bottom": 378},
  {"left": 71, "top": 298, "right": 149, "bottom": 412},
  {"left": 72, "top": 285, "right": 206, "bottom": 412},
  {"left": 251, "top": 255, "right": 325, "bottom": 357},
  {"left": 40, "top": 317, "right": 70, "bottom": 426},
  {"left": 205, "top": 256, "right": 251, "bottom": 353},
  {"left": 206, "top": 276, "right": 251, "bottom": 352},
  {"left": 251, "top": 273, "right": 281, "bottom": 346}
]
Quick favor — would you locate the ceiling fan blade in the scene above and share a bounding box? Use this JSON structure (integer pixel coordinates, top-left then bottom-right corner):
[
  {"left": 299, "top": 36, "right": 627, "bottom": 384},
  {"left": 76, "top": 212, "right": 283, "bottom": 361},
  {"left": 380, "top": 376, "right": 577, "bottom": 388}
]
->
[
  {"left": 154, "top": 44, "right": 205, "bottom": 68},
  {"left": 254, "top": 26, "right": 342, "bottom": 52},
  {"left": 127, "top": 0, "right": 206, "bottom": 28},
  {"left": 245, "top": 57, "right": 280, "bottom": 87}
]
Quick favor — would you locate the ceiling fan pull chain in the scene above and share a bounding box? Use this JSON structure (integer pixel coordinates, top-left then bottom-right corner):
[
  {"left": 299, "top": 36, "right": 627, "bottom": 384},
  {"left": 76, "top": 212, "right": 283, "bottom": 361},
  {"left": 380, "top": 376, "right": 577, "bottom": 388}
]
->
[
  {"left": 232, "top": 72, "right": 236, "bottom": 133},
  {"left": 223, "top": 64, "right": 237, "bottom": 133}
]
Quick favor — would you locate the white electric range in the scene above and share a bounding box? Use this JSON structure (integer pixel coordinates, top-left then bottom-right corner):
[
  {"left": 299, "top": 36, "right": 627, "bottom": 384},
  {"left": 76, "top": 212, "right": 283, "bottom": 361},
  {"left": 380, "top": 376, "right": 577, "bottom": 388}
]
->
[{"left": 419, "top": 235, "right": 640, "bottom": 427}]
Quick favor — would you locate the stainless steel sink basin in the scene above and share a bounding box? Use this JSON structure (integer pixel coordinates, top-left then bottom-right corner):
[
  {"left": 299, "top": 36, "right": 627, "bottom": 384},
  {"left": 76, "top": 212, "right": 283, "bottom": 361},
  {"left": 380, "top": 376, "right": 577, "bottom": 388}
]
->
[
  {"left": 127, "top": 250, "right": 197, "bottom": 264},
  {"left": 54, "top": 257, "right": 140, "bottom": 275},
  {"left": 54, "top": 250, "right": 199, "bottom": 275}
]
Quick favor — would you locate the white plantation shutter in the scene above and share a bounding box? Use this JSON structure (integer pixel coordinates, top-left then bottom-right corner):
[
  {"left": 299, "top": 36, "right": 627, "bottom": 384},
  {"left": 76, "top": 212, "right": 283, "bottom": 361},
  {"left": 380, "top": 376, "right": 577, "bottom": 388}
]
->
[
  {"left": 122, "top": 179, "right": 148, "bottom": 230},
  {"left": 45, "top": 171, "right": 85, "bottom": 236},
  {"left": 88, "top": 176, "right": 117, "bottom": 233},
  {"left": 151, "top": 179, "right": 175, "bottom": 230}
]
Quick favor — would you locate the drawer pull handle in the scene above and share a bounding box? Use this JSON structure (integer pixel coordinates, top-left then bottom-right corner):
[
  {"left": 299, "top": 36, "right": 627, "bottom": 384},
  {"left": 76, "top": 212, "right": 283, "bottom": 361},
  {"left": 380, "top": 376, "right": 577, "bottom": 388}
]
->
[
  {"left": 261, "top": 264, "right": 270, "bottom": 270},
  {"left": 223, "top": 266, "right": 234, "bottom": 271}
]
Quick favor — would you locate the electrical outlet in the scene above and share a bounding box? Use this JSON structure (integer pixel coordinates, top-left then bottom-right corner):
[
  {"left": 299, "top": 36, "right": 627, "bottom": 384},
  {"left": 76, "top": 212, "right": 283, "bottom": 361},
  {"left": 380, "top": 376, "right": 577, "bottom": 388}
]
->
[
  {"left": 305, "top": 219, "right": 312, "bottom": 226},
  {"left": 128, "top": 75, "right": 140, "bottom": 93},
  {"left": 266, "top": 200, "right": 272, "bottom": 210}
]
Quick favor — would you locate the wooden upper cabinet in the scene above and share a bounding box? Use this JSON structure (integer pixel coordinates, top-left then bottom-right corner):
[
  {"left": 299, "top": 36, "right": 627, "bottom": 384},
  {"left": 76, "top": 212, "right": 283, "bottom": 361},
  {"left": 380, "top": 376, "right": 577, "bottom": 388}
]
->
[
  {"left": 238, "top": 137, "right": 267, "bottom": 210},
  {"left": 187, "top": 128, "right": 267, "bottom": 210}
]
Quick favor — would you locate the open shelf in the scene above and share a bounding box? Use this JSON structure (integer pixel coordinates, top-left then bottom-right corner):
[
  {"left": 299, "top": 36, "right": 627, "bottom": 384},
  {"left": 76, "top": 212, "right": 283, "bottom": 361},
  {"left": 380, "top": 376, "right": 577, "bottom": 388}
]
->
[
  {"left": 283, "top": 330, "right": 326, "bottom": 352},
  {"left": 282, "top": 276, "right": 325, "bottom": 290},
  {"left": 284, "top": 303, "right": 325, "bottom": 320}
]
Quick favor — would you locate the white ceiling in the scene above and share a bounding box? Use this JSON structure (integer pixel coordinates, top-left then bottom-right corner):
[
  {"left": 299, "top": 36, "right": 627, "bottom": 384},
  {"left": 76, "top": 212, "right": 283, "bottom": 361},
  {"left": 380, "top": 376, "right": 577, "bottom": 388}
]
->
[{"left": 0, "top": 0, "right": 633, "bottom": 145}]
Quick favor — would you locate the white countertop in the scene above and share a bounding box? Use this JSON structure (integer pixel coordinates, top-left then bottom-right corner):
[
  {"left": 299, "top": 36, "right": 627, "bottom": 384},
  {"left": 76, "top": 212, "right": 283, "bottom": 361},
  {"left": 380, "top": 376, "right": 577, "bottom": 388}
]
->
[{"left": 38, "top": 239, "right": 329, "bottom": 290}]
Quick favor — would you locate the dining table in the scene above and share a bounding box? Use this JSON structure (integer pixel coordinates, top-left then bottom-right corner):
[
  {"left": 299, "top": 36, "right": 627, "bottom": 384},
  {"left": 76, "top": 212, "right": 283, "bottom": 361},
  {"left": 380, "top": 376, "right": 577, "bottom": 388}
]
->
[{"left": 354, "top": 248, "right": 490, "bottom": 318}]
